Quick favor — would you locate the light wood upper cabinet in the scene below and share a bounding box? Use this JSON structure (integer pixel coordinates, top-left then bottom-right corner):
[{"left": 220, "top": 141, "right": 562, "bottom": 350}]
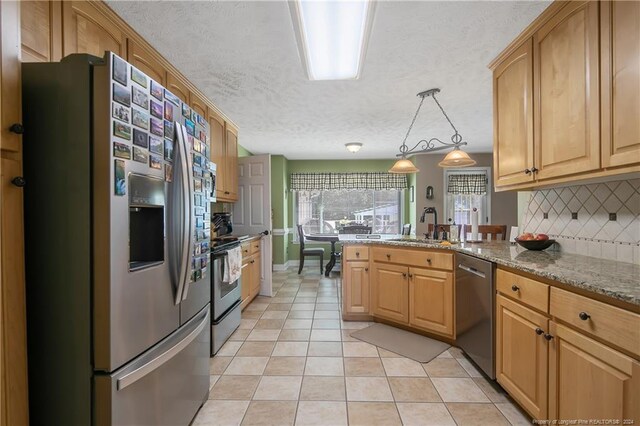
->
[
  {"left": 493, "top": 39, "right": 534, "bottom": 187},
  {"left": 166, "top": 71, "right": 189, "bottom": 103},
  {"left": 496, "top": 295, "right": 549, "bottom": 420},
  {"left": 189, "top": 91, "right": 208, "bottom": 119},
  {"left": 225, "top": 124, "right": 239, "bottom": 201},
  {"left": 62, "top": 2, "right": 126, "bottom": 58},
  {"left": 533, "top": 1, "right": 600, "bottom": 180},
  {"left": 549, "top": 322, "right": 640, "bottom": 422},
  {"left": 601, "top": 1, "right": 640, "bottom": 168},
  {"left": 20, "top": 0, "right": 61, "bottom": 63},
  {"left": 209, "top": 110, "right": 227, "bottom": 199},
  {"left": 371, "top": 263, "right": 409, "bottom": 324},
  {"left": 343, "top": 261, "right": 369, "bottom": 315},
  {"left": 409, "top": 267, "right": 454, "bottom": 337},
  {"left": 127, "top": 39, "right": 166, "bottom": 86}
]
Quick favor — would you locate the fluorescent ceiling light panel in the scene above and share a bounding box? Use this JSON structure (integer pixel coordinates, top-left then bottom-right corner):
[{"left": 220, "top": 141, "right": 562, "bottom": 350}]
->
[{"left": 292, "top": 0, "right": 373, "bottom": 80}]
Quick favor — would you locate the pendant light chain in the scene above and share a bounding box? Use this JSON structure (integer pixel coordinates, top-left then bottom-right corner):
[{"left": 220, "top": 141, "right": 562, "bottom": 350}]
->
[
  {"left": 398, "top": 95, "right": 426, "bottom": 156},
  {"left": 431, "top": 93, "right": 459, "bottom": 136}
]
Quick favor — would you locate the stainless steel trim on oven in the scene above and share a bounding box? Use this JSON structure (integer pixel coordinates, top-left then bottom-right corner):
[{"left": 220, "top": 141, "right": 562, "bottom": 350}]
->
[{"left": 212, "top": 249, "right": 242, "bottom": 318}]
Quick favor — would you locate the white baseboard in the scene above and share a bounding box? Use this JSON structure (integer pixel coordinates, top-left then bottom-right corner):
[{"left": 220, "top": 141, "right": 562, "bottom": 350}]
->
[{"left": 273, "top": 259, "right": 323, "bottom": 271}]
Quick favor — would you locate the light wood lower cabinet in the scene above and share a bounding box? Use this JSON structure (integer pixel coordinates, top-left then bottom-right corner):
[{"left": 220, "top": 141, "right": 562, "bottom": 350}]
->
[
  {"left": 371, "top": 263, "right": 409, "bottom": 324},
  {"left": 409, "top": 267, "right": 454, "bottom": 337},
  {"left": 549, "top": 322, "right": 640, "bottom": 422},
  {"left": 241, "top": 242, "right": 261, "bottom": 310},
  {"left": 496, "top": 294, "right": 549, "bottom": 420},
  {"left": 343, "top": 261, "right": 369, "bottom": 315},
  {"left": 497, "top": 267, "right": 640, "bottom": 423}
]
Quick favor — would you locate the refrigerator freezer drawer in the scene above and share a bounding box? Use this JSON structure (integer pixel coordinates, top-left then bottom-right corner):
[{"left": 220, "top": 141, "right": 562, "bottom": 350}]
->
[{"left": 94, "top": 305, "right": 210, "bottom": 426}]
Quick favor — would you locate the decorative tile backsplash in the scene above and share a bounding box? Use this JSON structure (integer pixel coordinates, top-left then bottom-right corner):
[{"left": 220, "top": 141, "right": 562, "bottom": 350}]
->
[{"left": 521, "top": 179, "right": 640, "bottom": 263}]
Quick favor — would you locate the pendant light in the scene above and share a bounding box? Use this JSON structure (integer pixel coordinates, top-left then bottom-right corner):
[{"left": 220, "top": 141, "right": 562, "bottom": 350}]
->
[{"left": 389, "top": 88, "right": 476, "bottom": 174}]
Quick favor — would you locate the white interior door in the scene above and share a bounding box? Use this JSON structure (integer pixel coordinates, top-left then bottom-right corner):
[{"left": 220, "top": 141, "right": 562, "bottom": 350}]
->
[{"left": 232, "top": 155, "right": 273, "bottom": 296}]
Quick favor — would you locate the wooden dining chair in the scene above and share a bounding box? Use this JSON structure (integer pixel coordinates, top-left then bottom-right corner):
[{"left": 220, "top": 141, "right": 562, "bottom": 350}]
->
[
  {"left": 463, "top": 224, "right": 508, "bottom": 241},
  {"left": 339, "top": 225, "right": 372, "bottom": 234},
  {"left": 428, "top": 224, "right": 508, "bottom": 240},
  {"left": 297, "top": 225, "right": 324, "bottom": 274}
]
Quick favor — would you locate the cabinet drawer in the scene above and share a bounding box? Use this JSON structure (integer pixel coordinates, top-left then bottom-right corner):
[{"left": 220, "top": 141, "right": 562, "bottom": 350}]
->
[
  {"left": 250, "top": 239, "right": 261, "bottom": 255},
  {"left": 550, "top": 288, "right": 640, "bottom": 356},
  {"left": 344, "top": 245, "right": 369, "bottom": 262},
  {"left": 496, "top": 268, "right": 549, "bottom": 313},
  {"left": 241, "top": 242, "right": 251, "bottom": 259},
  {"left": 371, "top": 247, "right": 452, "bottom": 270}
]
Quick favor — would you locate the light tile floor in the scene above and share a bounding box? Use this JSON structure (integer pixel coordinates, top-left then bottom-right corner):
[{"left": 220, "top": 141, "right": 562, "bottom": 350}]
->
[{"left": 194, "top": 268, "right": 532, "bottom": 426}]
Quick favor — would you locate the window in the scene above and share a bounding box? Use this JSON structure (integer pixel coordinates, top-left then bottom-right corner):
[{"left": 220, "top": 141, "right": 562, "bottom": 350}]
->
[
  {"left": 295, "top": 189, "right": 402, "bottom": 235},
  {"left": 443, "top": 168, "right": 491, "bottom": 226}
]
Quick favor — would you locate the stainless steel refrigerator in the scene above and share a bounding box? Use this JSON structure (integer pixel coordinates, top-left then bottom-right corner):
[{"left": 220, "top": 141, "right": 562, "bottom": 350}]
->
[{"left": 22, "top": 52, "right": 214, "bottom": 425}]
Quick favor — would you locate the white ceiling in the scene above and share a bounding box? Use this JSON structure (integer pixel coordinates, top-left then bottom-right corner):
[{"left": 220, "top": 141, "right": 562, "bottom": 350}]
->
[{"left": 107, "top": 1, "right": 550, "bottom": 159}]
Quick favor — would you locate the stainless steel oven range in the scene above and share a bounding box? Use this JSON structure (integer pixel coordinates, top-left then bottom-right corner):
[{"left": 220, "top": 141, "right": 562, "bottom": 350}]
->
[{"left": 210, "top": 239, "right": 242, "bottom": 355}]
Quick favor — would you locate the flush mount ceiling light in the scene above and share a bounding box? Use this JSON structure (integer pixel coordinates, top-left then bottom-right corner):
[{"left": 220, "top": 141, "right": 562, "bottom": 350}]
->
[
  {"left": 389, "top": 88, "right": 476, "bottom": 173},
  {"left": 289, "top": 0, "right": 375, "bottom": 80},
  {"left": 345, "top": 142, "right": 363, "bottom": 153}
]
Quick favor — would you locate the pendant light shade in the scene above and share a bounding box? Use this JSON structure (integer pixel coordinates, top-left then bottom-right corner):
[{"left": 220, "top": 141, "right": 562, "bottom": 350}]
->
[
  {"left": 389, "top": 158, "right": 419, "bottom": 173},
  {"left": 438, "top": 148, "right": 476, "bottom": 168}
]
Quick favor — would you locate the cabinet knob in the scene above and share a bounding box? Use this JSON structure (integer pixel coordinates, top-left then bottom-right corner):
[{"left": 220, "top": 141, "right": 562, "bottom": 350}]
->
[
  {"left": 364, "top": 267, "right": 368, "bottom": 272},
  {"left": 9, "top": 123, "right": 24, "bottom": 134},
  {"left": 386, "top": 254, "right": 391, "bottom": 259},
  {"left": 11, "top": 176, "right": 26, "bottom": 187},
  {"left": 578, "top": 311, "right": 590, "bottom": 321},
  {"left": 224, "top": 191, "right": 230, "bottom": 194},
  {"left": 355, "top": 252, "right": 360, "bottom": 256},
  {"left": 408, "top": 273, "right": 413, "bottom": 279},
  {"left": 426, "top": 259, "right": 432, "bottom": 264},
  {"left": 402, "top": 272, "right": 407, "bottom": 278},
  {"left": 251, "top": 260, "right": 255, "bottom": 264},
  {"left": 511, "top": 285, "right": 519, "bottom": 292},
  {"left": 535, "top": 327, "right": 544, "bottom": 335},
  {"left": 543, "top": 333, "right": 554, "bottom": 341},
  {"left": 531, "top": 167, "right": 539, "bottom": 173}
]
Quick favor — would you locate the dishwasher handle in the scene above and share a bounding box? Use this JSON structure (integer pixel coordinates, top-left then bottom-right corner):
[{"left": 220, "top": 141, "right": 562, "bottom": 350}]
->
[{"left": 458, "top": 263, "right": 486, "bottom": 279}]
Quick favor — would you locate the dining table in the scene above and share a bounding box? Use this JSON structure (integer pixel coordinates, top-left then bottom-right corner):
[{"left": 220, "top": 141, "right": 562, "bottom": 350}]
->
[{"left": 305, "top": 233, "right": 340, "bottom": 277}]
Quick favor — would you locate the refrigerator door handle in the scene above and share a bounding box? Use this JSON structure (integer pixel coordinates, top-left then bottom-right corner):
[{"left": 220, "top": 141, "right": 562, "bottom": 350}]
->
[
  {"left": 116, "top": 308, "right": 208, "bottom": 390},
  {"left": 171, "top": 123, "right": 191, "bottom": 305},
  {"left": 178, "top": 123, "right": 195, "bottom": 302}
]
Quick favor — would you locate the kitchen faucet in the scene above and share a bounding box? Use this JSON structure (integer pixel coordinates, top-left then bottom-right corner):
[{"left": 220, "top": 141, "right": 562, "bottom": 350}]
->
[{"left": 420, "top": 207, "right": 438, "bottom": 239}]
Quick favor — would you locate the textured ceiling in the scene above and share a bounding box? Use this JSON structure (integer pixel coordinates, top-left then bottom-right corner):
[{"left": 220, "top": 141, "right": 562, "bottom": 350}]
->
[{"left": 107, "top": 1, "right": 550, "bottom": 159}]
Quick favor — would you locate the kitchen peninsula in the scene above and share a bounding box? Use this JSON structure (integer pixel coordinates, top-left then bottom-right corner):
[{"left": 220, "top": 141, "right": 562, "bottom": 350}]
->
[{"left": 341, "top": 238, "right": 640, "bottom": 421}]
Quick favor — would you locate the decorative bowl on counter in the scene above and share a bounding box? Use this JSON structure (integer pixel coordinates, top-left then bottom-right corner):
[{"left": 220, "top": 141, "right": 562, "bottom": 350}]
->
[{"left": 515, "top": 238, "right": 556, "bottom": 251}]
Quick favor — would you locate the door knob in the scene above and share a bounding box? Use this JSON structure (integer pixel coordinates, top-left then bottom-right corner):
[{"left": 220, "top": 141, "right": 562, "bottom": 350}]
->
[
  {"left": 9, "top": 123, "right": 24, "bottom": 134},
  {"left": 578, "top": 312, "right": 590, "bottom": 321},
  {"left": 11, "top": 176, "right": 26, "bottom": 187}
]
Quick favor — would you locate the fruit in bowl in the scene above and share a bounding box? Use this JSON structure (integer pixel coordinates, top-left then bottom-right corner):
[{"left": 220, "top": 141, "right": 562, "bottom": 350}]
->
[{"left": 515, "top": 233, "right": 555, "bottom": 250}]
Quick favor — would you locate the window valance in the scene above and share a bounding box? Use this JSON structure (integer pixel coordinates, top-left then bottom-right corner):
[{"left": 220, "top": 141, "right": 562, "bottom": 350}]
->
[
  {"left": 290, "top": 172, "right": 408, "bottom": 191},
  {"left": 447, "top": 173, "right": 487, "bottom": 195}
]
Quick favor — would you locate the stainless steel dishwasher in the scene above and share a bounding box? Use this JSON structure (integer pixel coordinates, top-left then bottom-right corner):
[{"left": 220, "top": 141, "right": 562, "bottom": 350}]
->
[{"left": 456, "top": 253, "right": 496, "bottom": 379}]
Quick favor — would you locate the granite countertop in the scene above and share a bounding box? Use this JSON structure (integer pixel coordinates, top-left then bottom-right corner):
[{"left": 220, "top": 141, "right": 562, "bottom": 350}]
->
[{"left": 342, "top": 238, "right": 640, "bottom": 307}]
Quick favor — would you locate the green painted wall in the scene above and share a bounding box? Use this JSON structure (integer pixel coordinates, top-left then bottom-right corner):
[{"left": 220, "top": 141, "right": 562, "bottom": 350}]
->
[
  {"left": 270, "top": 155, "right": 289, "bottom": 265},
  {"left": 284, "top": 159, "right": 411, "bottom": 261},
  {"left": 238, "top": 144, "right": 252, "bottom": 157}
]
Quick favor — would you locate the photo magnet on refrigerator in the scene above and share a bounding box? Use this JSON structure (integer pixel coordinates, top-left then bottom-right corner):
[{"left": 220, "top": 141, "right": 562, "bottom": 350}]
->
[{"left": 114, "top": 159, "right": 126, "bottom": 196}]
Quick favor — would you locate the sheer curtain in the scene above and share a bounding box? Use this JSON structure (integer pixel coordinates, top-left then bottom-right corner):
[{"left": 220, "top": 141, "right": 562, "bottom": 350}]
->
[{"left": 444, "top": 172, "right": 488, "bottom": 227}]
